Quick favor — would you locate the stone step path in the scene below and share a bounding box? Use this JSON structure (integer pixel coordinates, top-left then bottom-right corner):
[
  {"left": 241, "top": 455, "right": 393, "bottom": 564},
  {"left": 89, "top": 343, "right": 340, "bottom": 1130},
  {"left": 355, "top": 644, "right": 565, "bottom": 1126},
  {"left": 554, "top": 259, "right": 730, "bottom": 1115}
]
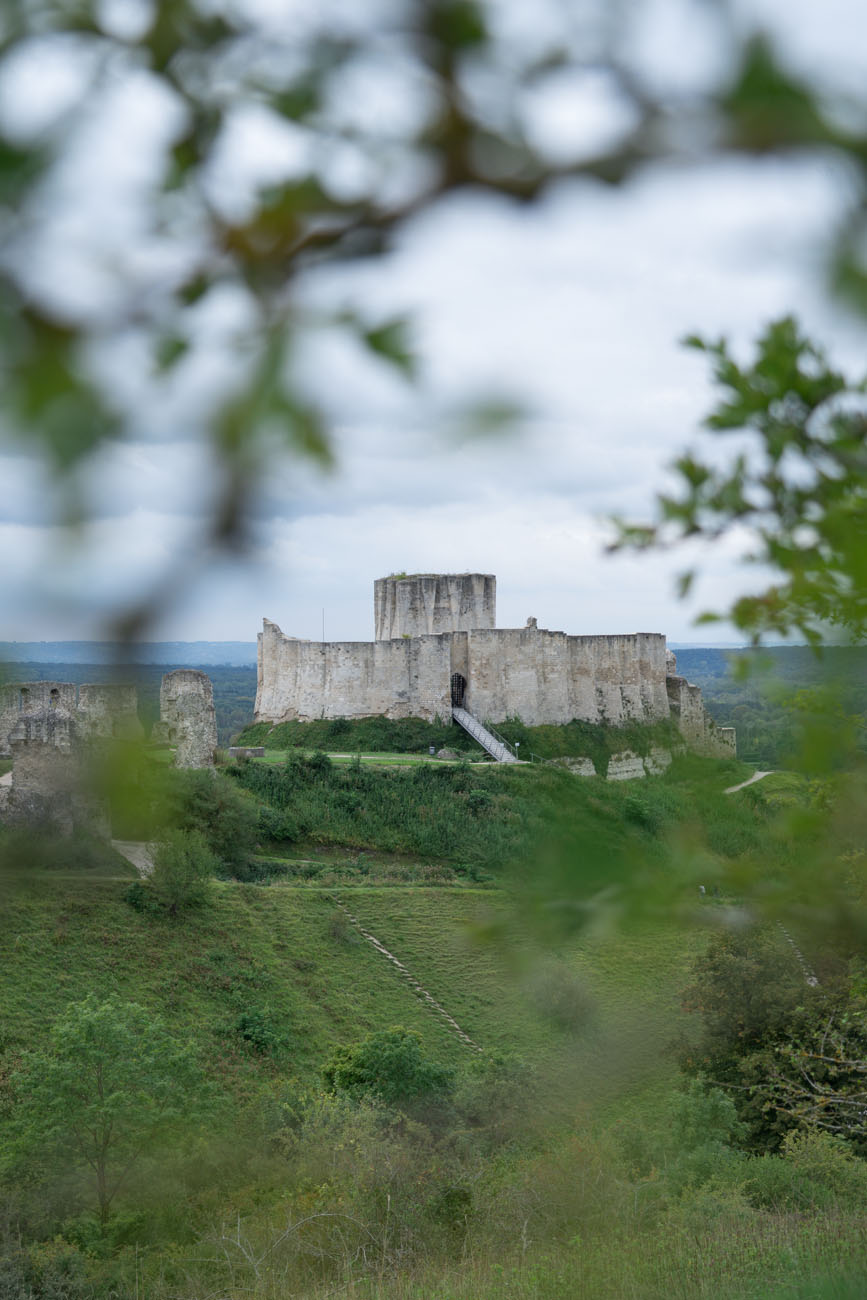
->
[
  {"left": 0, "top": 770, "right": 11, "bottom": 787},
  {"left": 777, "top": 922, "right": 820, "bottom": 987},
  {"left": 452, "top": 707, "right": 519, "bottom": 763},
  {"left": 330, "top": 896, "right": 483, "bottom": 1052}
]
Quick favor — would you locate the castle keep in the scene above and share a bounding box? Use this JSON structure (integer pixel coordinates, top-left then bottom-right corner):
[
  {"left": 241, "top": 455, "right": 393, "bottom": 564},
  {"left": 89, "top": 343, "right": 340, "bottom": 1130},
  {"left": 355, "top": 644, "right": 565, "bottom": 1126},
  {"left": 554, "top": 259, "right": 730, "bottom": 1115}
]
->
[{"left": 255, "top": 573, "right": 734, "bottom": 756}]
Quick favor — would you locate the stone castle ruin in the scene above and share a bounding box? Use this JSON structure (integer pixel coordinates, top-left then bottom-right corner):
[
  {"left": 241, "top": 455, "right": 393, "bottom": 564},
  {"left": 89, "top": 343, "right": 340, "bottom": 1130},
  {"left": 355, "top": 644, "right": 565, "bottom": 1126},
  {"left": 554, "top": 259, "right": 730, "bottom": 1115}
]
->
[
  {"left": 0, "top": 681, "right": 143, "bottom": 833},
  {"left": 255, "top": 573, "right": 735, "bottom": 759},
  {"left": 0, "top": 670, "right": 217, "bottom": 833},
  {"left": 151, "top": 669, "right": 218, "bottom": 769},
  {"left": 0, "top": 681, "right": 143, "bottom": 758}
]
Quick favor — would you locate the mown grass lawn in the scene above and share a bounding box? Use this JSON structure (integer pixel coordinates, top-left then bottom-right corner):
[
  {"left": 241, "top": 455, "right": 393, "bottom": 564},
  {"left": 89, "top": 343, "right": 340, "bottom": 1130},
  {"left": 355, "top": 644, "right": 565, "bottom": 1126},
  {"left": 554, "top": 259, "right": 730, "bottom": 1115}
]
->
[{"left": 246, "top": 749, "right": 492, "bottom": 767}]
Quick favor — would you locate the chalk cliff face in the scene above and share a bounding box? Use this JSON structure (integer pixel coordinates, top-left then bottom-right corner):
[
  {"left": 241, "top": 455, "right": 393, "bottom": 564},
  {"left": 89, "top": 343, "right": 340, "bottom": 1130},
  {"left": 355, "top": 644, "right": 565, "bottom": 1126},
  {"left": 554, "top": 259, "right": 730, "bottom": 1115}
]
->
[{"left": 254, "top": 573, "right": 735, "bottom": 756}]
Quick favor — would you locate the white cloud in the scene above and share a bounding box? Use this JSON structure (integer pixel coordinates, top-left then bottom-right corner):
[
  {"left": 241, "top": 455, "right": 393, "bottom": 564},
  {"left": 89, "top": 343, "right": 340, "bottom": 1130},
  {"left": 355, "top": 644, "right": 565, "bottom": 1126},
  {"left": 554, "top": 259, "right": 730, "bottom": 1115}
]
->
[{"left": 2, "top": 0, "right": 866, "bottom": 643}]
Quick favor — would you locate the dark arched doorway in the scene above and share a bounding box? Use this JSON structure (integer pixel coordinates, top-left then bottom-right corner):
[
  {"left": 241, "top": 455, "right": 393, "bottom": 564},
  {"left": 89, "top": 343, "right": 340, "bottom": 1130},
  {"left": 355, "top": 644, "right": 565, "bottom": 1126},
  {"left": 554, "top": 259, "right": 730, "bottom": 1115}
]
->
[{"left": 450, "top": 673, "right": 466, "bottom": 708}]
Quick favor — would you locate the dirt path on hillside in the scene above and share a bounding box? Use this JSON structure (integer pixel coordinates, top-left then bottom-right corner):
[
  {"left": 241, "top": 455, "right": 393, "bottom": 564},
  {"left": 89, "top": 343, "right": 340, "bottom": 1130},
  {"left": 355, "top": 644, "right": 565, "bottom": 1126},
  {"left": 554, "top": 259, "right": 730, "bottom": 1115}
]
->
[
  {"left": 111, "top": 841, "right": 155, "bottom": 876},
  {"left": 724, "top": 770, "right": 774, "bottom": 794}
]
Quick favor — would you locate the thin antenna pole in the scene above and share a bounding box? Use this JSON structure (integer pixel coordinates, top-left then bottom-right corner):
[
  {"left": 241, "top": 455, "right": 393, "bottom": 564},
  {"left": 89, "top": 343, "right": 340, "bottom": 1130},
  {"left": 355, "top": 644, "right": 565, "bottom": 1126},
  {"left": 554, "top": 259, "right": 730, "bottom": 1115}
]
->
[{"left": 322, "top": 608, "right": 325, "bottom": 643}]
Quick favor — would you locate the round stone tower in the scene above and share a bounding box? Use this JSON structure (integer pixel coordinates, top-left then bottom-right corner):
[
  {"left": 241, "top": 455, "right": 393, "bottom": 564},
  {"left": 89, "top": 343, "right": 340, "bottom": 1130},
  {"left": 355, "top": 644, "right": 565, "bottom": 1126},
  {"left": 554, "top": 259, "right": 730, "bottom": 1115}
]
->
[{"left": 374, "top": 573, "right": 496, "bottom": 640}]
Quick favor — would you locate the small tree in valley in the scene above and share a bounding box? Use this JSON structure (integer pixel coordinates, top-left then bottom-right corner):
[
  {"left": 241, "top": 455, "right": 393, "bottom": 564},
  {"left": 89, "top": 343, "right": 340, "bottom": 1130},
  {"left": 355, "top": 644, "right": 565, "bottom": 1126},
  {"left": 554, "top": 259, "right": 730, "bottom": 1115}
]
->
[
  {"left": 6, "top": 994, "right": 208, "bottom": 1225},
  {"left": 150, "top": 828, "right": 216, "bottom": 915}
]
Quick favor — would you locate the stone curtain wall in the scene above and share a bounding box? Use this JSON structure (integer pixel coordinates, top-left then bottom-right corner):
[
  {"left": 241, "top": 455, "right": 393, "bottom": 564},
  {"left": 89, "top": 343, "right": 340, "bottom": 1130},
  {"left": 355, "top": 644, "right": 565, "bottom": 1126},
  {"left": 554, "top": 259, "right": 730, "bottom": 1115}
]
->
[
  {"left": 255, "top": 574, "right": 734, "bottom": 751},
  {"left": 255, "top": 619, "right": 453, "bottom": 724},
  {"left": 256, "top": 620, "right": 675, "bottom": 729},
  {"left": 666, "top": 674, "right": 737, "bottom": 757},
  {"left": 77, "top": 684, "right": 143, "bottom": 740},
  {"left": 0, "top": 707, "right": 110, "bottom": 835},
  {"left": 374, "top": 574, "right": 496, "bottom": 641},
  {"left": 462, "top": 629, "right": 671, "bottom": 727}
]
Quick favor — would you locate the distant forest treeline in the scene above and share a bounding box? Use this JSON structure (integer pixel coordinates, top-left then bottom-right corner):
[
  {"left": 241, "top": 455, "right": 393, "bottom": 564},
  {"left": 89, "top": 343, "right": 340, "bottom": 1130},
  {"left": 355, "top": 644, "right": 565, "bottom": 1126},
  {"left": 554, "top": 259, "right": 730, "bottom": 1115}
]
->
[
  {"left": 2, "top": 647, "right": 865, "bottom": 763},
  {"left": 676, "top": 647, "right": 867, "bottom": 767},
  {"left": 0, "top": 641, "right": 257, "bottom": 665}
]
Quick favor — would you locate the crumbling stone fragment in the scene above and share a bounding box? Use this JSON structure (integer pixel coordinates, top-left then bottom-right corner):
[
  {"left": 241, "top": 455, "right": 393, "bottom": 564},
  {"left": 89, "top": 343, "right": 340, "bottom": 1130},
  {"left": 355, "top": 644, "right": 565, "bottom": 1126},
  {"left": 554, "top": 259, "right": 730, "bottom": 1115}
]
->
[{"left": 153, "top": 670, "right": 217, "bottom": 769}]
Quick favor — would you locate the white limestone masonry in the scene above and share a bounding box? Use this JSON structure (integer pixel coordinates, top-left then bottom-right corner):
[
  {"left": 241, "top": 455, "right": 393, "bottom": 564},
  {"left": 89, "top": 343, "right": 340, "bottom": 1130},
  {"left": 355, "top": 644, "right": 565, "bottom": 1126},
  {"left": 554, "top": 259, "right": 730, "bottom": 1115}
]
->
[
  {"left": 255, "top": 573, "right": 735, "bottom": 757},
  {"left": 374, "top": 573, "right": 496, "bottom": 641}
]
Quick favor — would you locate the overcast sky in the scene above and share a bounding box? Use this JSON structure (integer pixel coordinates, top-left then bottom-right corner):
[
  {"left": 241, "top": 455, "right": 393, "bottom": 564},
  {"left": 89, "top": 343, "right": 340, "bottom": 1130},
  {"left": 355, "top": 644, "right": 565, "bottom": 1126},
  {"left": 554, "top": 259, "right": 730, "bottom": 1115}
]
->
[{"left": 1, "top": 0, "right": 865, "bottom": 646}]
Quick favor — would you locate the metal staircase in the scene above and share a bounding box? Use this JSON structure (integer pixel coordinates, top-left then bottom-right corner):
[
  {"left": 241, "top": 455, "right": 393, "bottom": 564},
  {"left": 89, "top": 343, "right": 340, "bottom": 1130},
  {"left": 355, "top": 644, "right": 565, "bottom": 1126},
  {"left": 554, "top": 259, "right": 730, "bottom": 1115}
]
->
[{"left": 452, "top": 707, "right": 520, "bottom": 763}]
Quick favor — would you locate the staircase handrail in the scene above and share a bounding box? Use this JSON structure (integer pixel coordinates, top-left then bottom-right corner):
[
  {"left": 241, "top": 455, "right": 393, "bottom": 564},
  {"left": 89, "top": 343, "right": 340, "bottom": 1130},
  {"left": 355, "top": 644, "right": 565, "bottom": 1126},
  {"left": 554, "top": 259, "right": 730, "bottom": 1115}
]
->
[{"left": 453, "top": 707, "right": 520, "bottom": 761}]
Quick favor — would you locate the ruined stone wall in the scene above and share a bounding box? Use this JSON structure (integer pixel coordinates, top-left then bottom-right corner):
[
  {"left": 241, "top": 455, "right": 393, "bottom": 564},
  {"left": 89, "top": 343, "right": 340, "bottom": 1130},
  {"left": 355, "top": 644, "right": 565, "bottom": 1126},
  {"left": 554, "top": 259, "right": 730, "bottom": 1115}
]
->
[
  {"left": 666, "top": 674, "right": 736, "bottom": 757},
  {"left": 2, "top": 709, "right": 108, "bottom": 835},
  {"left": 154, "top": 669, "right": 217, "bottom": 768},
  {"left": 1, "top": 681, "right": 142, "bottom": 755},
  {"left": 255, "top": 578, "right": 735, "bottom": 756},
  {"left": 78, "top": 684, "right": 143, "bottom": 740},
  {"left": 374, "top": 573, "right": 496, "bottom": 641},
  {"left": 255, "top": 619, "right": 453, "bottom": 724},
  {"left": 0, "top": 682, "right": 77, "bottom": 756},
  {"left": 462, "top": 629, "right": 671, "bottom": 727}
]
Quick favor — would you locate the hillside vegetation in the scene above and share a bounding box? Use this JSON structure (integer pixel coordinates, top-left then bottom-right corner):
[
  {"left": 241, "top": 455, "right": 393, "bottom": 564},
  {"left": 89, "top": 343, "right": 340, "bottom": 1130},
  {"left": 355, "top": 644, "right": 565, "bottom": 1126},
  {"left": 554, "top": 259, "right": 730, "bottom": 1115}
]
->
[{"left": 4, "top": 735, "right": 867, "bottom": 1299}]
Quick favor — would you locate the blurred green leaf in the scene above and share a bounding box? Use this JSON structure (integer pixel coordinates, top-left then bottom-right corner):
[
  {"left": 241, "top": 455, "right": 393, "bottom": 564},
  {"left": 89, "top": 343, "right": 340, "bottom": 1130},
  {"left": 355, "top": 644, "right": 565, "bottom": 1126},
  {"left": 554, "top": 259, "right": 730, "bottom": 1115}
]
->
[
  {"left": 362, "top": 318, "right": 416, "bottom": 380},
  {"left": 426, "top": 0, "right": 488, "bottom": 51},
  {"left": 721, "top": 35, "right": 836, "bottom": 152},
  {"left": 154, "top": 334, "right": 189, "bottom": 372}
]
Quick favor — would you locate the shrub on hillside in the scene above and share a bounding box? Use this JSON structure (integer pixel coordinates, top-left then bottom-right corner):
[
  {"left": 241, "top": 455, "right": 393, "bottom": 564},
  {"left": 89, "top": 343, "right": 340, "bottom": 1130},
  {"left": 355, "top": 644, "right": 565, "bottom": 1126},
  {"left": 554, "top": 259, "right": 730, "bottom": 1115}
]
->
[
  {"left": 154, "top": 829, "right": 216, "bottom": 912},
  {"left": 5, "top": 994, "right": 208, "bottom": 1225},
  {"left": 127, "top": 829, "right": 216, "bottom": 916},
  {"left": 257, "top": 804, "right": 299, "bottom": 844},
  {"left": 681, "top": 932, "right": 867, "bottom": 1154},
  {"left": 168, "top": 769, "right": 258, "bottom": 875},
  {"left": 743, "top": 1131, "right": 867, "bottom": 1212},
  {"left": 234, "top": 1006, "right": 289, "bottom": 1056},
  {"left": 322, "top": 1026, "right": 455, "bottom": 1111}
]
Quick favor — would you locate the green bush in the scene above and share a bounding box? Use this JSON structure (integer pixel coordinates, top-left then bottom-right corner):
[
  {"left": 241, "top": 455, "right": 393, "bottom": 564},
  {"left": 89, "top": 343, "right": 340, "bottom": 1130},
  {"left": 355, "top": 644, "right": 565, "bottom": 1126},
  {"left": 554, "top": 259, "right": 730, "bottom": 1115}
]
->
[
  {"left": 741, "top": 1130, "right": 867, "bottom": 1210},
  {"left": 256, "top": 804, "right": 299, "bottom": 843},
  {"left": 123, "top": 879, "right": 162, "bottom": 915},
  {"left": 322, "top": 1026, "right": 455, "bottom": 1110},
  {"left": 167, "top": 769, "right": 258, "bottom": 875},
  {"left": 234, "top": 1006, "right": 288, "bottom": 1055},
  {"left": 229, "top": 751, "right": 532, "bottom": 865},
  {"left": 149, "top": 829, "right": 216, "bottom": 915}
]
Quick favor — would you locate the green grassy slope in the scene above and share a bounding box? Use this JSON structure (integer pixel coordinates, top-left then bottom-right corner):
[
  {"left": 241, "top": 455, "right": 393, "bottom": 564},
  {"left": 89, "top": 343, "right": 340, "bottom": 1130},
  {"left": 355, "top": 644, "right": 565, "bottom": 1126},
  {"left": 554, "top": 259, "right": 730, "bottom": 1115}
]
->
[
  {"left": 1, "top": 880, "right": 481, "bottom": 1081},
  {"left": 4, "top": 748, "right": 865, "bottom": 1300},
  {"left": 1, "top": 870, "right": 705, "bottom": 1114}
]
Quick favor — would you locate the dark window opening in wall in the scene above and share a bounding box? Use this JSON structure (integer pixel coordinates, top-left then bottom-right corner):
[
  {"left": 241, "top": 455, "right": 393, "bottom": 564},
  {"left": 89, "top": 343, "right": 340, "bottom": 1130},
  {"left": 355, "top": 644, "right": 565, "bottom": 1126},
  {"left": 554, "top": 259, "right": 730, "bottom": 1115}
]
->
[
  {"left": 450, "top": 673, "right": 466, "bottom": 708},
  {"left": 19, "top": 687, "right": 30, "bottom": 711},
  {"left": 50, "top": 689, "right": 59, "bottom": 709}
]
